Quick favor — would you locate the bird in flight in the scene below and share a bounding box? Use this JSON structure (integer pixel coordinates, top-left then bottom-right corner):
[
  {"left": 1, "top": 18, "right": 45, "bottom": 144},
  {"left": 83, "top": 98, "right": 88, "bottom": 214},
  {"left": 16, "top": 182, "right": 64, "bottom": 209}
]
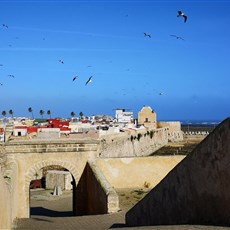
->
[
  {"left": 177, "top": 11, "right": 187, "bottom": 23},
  {"left": 8, "top": 74, "right": 15, "bottom": 78},
  {"left": 59, "top": 59, "right": 64, "bottom": 64},
  {"left": 0, "top": 83, "right": 3, "bottom": 86},
  {"left": 144, "top": 32, "right": 151, "bottom": 38},
  {"left": 85, "top": 76, "right": 92, "bottom": 86},
  {"left": 0, "top": 64, "right": 3, "bottom": 66},
  {"left": 2, "top": 24, "right": 8, "bottom": 28},
  {"left": 72, "top": 76, "right": 78, "bottom": 81},
  {"left": 170, "top": 35, "right": 185, "bottom": 40}
]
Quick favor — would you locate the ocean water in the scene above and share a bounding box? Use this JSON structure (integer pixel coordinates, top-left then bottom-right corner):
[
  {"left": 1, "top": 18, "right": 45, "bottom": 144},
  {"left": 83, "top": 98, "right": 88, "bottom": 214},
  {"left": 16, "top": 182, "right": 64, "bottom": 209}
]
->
[{"left": 180, "top": 120, "right": 221, "bottom": 127}]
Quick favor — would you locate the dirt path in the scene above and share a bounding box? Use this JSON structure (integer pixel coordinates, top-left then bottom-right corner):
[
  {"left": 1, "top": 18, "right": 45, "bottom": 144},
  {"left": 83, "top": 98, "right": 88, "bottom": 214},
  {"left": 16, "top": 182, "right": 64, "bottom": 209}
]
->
[
  {"left": 16, "top": 188, "right": 230, "bottom": 230},
  {"left": 29, "top": 187, "right": 149, "bottom": 216}
]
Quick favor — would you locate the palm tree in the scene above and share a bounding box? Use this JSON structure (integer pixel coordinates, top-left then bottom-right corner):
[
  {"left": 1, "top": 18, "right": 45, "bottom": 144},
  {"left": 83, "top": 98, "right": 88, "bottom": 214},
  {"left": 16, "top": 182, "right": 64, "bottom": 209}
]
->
[
  {"left": 1, "top": 111, "right": 6, "bottom": 117},
  {"left": 70, "top": 111, "right": 75, "bottom": 118},
  {"left": 39, "top": 109, "right": 45, "bottom": 118},
  {"left": 47, "top": 110, "right": 51, "bottom": 119},
  {"left": 79, "top": 112, "right": 84, "bottom": 119},
  {"left": 9, "top": 109, "right": 14, "bottom": 118},
  {"left": 28, "top": 107, "right": 34, "bottom": 119}
]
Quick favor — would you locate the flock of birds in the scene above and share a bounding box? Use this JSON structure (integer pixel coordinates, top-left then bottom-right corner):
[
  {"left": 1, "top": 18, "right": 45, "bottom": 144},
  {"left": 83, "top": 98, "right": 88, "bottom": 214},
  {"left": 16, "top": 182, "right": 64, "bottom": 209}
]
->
[
  {"left": 0, "top": 10, "right": 187, "bottom": 93},
  {"left": 58, "top": 59, "right": 93, "bottom": 86},
  {"left": 142, "top": 10, "right": 187, "bottom": 96},
  {"left": 144, "top": 10, "right": 187, "bottom": 40}
]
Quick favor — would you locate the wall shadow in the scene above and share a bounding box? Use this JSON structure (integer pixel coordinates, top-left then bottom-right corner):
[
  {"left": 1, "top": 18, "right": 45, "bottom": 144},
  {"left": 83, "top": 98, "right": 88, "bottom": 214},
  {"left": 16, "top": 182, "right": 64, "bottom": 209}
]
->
[{"left": 30, "top": 207, "right": 73, "bottom": 217}]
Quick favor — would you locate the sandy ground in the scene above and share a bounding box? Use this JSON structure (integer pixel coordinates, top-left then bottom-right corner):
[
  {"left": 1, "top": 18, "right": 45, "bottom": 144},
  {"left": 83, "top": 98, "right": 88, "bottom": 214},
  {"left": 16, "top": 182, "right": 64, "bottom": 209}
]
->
[
  {"left": 26, "top": 187, "right": 230, "bottom": 230},
  {"left": 30, "top": 187, "right": 149, "bottom": 216}
]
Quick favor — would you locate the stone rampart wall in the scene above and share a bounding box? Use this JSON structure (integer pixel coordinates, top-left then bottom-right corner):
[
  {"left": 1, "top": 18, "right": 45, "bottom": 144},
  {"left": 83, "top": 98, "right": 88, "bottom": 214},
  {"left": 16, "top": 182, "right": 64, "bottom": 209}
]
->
[
  {"left": 4, "top": 139, "right": 99, "bottom": 154},
  {"left": 0, "top": 154, "right": 19, "bottom": 230},
  {"left": 126, "top": 117, "right": 230, "bottom": 227},
  {"left": 74, "top": 161, "right": 119, "bottom": 215},
  {"left": 95, "top": 156, "right": 185, "bottom": 189},
  {"left": 0, "top": 159, "right": 11, "bottom": 230},
  {"left": 99, "top": 128, "right": 168, "bottom": 157},
  {"left": 158, "top": 121, "right": 184, "bottom": 142}
]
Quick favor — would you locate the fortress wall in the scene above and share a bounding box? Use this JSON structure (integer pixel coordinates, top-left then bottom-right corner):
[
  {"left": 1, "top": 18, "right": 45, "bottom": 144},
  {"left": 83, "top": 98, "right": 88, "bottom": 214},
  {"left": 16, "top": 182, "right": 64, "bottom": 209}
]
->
[
  {"left": 99, "top": 128, "right": 168, "bottom": 158},
  {"left": 95, "top": 156, "right": 185, "bottom": 189},
  {"left": 126, "top": 117, "right": 230, "bottom": 227},
  {"left": 75, "top": 162, "right": 119, "bottom": 215},
  {"left": 15, "top": 151, "right": 93, "bottom": 218},
  {"left": 4, "top": 140, "right": 99, "bottom": 219},
  {"left": 0, "top": 152, "right": 19, "bottom": 230},
  {"left": 158, "top": 121, "right": 184, "bottom": 142},
  {"left": 0, "top": 161, "right": 11, "bottom": 230}
]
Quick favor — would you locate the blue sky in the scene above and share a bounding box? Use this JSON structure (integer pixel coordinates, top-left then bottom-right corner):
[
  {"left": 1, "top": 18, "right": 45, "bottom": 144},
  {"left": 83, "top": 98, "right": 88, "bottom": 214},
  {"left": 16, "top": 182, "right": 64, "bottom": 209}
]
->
[{"left": 0, "top": 0, "right": 230, "bottom": 121}]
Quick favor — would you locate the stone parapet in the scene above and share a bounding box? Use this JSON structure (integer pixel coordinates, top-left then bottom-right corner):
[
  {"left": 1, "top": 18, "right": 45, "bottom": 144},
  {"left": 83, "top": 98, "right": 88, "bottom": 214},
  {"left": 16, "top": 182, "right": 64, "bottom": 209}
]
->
[
  {"left": 75, "top": 161, "right": 120, "bottom": 215},
  {"left": 4, "top": 139, "right": 99, "bottom": 154},
  {"left": 88, "top": 161, "right": 120, "bottom": 213},
  {"left": 99, "top": 128, "right": 168, "bottom": 157}
]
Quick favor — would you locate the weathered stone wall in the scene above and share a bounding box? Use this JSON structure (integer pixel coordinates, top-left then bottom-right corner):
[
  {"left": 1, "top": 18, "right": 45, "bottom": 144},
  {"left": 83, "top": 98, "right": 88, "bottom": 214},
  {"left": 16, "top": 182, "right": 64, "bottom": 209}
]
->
[
  {"left": 95, "top": 156, "right": 185, "bottom": 189},
  {"left": 3, "top": 139, "right": 99, "bottom": 220},
  {"left": 0, "top": 152, "right": 19, "bottom": 230},
  {"left": 4, "top": 139, "right": 99, "bottom": 154},
  {"left": 46, "top": 170, "right": 68, "bottom": 190},
  {"left": 158, "top": 121, "right": 183, "bottom": 142},
  {"left": 99, "top": 128, "right": 168, "bottom": 157},
  {"left": 74, "top": 161, "right": 119, "bottom": 215},
  {"left": 126, "top": 117, "right": 230, "bottom": 227},
  {"left": 0, "top": 155, "right": 11, "bottom": 230}
]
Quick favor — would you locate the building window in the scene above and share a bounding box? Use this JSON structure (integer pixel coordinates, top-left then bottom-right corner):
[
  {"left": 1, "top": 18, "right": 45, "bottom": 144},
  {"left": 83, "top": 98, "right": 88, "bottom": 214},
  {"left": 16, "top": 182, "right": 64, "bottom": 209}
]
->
[{"left": 145, "top": 118, "right": 148, "bottom": 122}]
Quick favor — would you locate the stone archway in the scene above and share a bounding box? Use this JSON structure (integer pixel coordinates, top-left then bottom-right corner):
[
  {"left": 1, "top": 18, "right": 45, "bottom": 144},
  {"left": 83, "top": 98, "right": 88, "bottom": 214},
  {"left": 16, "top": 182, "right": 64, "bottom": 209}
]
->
[{"left": 24, "top": 160, "right": 80, "bottom": 218}]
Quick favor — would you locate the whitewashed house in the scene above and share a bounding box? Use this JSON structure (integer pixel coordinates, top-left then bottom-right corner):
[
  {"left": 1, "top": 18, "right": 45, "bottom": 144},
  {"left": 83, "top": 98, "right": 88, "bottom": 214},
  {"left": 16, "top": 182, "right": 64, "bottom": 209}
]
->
[{"left": 115, "top": 108, "right": 133, "bottom": 124}]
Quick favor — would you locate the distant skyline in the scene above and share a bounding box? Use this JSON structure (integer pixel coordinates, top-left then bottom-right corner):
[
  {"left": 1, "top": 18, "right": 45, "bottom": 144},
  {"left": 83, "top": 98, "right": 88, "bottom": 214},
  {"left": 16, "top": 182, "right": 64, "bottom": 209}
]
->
[{"left": 1, "top": 0, "right": 230, "bottom": 121}]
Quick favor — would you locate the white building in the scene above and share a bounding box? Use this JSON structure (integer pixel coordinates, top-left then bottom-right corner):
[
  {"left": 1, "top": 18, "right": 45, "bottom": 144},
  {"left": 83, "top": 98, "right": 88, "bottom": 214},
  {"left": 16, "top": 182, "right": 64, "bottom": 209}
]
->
[
  {"left": 13, "top": 126, "right": 27, "bottom": 137},
  {"left": 115, "top": 108, "right": 133, "bottom": 123}
]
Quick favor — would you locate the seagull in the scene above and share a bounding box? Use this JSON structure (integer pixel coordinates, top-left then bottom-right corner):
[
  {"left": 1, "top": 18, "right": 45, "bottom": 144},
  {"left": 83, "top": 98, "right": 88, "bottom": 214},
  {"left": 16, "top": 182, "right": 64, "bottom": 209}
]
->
[
  {"left": 0, "top": 83, "right": 3, "bottom": 86},
  {"left": 2, "top": 24, "right": 8, "bottom": 28},
  {"left": 177, "top": 11, "right": 187, "bottom": 23},
  {"left": 85, "top": 76, "right": 92, "bottom": 86},
  {"left": 72, "top": 76, "right": 78, "bottom": 81},
  {"left": 170, "top": 35, "right": 185, "bottom": 40},
  {"left": 59, "top": 59, "right": 64, "bottom": 64},
  {"left": 159, "top": 92, "right": 164, "bottom": 96},
  {"left": 8, "top": 74, "right": 15, "bottom": 78},
  {"left": 144, "top": 32, "right": 151, "bottom": 38}
]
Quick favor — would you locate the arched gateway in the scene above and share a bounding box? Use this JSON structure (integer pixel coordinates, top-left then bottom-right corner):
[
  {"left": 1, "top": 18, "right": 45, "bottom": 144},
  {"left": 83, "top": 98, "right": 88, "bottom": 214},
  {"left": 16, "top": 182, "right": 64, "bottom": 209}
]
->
[
  {"left": 25, "top": 160, "right": 80, "bottom": 217},
  {"left": 4, "top": 139, "right": 99, "bottom": 218}
]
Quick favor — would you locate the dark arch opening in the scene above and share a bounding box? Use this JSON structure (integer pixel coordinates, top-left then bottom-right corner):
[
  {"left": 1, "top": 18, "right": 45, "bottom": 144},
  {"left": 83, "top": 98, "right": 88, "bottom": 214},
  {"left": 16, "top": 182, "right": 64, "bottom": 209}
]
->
[{"left": 29, "top": 165, "right": 76, "bottom": 217}]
